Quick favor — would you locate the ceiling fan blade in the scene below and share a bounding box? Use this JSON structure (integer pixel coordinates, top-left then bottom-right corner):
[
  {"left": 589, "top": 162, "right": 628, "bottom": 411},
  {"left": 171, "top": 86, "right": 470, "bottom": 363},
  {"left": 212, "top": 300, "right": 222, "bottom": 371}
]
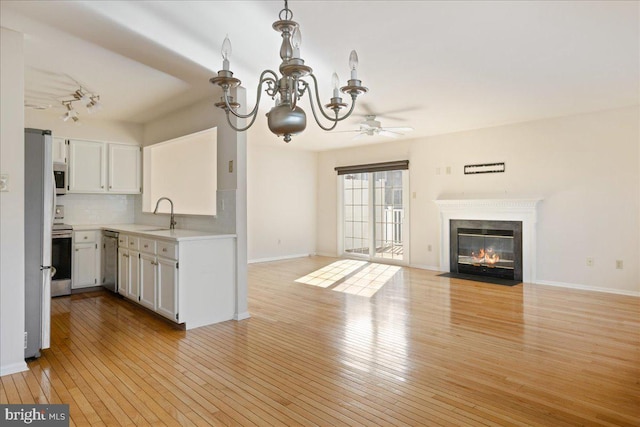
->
[
  {"left": 378, "top": 130, "right": 401, "bottom": 138},
  {"left": 356, "top": 102, "right": 421, "bottom": 121},
  {"left": 332, "top": 129, "right": 362, "bottom": 133},
  {"left": 382, "top": 126, "right": 414, "bottom": 132},
  {"left": 352, "top": 132, "right": 367, "bottom": 140}
]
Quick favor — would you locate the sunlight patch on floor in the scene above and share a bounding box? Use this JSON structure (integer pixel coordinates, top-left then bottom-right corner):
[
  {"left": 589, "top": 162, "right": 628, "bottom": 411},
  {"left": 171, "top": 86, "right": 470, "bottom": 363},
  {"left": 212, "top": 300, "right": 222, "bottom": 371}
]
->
[
  {"left": 296, "top": 260, "right": 402, "bottom": 297},
  {"left": 295, "top": 259, "right": 368, "bottom": 288},
  {"left": 332, "top": 263, "right": 402, "bottom": 297}
]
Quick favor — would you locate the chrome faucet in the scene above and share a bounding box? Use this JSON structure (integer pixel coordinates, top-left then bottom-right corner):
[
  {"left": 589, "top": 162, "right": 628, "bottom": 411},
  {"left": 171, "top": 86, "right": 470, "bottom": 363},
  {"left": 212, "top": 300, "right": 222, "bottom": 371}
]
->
[{"left": 153, "top": 197, "right": 176, "bottom": 230}]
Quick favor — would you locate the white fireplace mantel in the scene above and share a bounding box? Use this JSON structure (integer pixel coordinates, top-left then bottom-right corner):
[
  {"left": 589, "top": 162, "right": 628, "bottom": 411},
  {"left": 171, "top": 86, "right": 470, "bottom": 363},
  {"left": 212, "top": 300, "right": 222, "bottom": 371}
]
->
[{"left": 434, "top": 198, "right": 542, "bottom": 283}]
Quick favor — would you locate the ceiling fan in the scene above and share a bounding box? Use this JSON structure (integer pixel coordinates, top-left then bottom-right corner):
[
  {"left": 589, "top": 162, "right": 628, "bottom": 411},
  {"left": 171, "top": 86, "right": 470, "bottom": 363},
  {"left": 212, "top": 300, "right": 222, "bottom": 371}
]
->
[{"left": 337, "top": 115, "right": 414, "bottom": 139}]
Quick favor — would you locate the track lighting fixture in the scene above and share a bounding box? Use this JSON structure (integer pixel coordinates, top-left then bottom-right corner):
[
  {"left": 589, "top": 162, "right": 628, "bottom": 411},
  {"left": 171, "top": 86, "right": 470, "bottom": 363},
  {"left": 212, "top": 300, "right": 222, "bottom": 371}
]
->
[
  {"left": 60, "top": 101, "right": 79, "bottom": 123},
  {"left": 59, "top": 87, "right": 102, "bottom": 122}
]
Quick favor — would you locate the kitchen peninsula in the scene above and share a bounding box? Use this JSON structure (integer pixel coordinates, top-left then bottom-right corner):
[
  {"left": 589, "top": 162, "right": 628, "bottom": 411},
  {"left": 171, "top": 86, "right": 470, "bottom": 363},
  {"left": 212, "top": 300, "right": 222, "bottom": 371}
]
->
[{"left": 73, "top": 224, "right": 236, "bottom": 330}]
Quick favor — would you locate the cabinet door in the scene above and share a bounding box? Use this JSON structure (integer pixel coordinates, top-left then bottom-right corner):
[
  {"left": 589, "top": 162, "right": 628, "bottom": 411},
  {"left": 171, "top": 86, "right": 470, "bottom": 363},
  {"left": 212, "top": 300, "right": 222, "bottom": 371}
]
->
[
  {"left": 157, "top": 257, "right": 178, "bottom": 322},
  {"left": 139, "top": 253, "right": 157, "bottom": 310},
  {"left": 128, "top": 251, "right": 140, "bottom": 301},
  {"left": 68, "top": 140, "right": 106, "bottom": 193},
  {"left": 73, "top": 243, "right": 97, "bottom": 288},
  {"left": 118, "top": 248, "right": 129, "bottom": 297},
  {"left": 52, "top": 137, "right": 67, "bottom": 164},
  {"left": 109, "top": 144, "right": 141, "bottom": 194}
]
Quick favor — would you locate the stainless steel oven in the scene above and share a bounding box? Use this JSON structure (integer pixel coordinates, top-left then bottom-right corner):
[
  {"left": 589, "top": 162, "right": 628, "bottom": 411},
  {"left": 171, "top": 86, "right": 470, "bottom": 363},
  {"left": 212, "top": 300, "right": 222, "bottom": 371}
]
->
[{"left": 51, "top": 224, "right": 73, "bottom": 296}]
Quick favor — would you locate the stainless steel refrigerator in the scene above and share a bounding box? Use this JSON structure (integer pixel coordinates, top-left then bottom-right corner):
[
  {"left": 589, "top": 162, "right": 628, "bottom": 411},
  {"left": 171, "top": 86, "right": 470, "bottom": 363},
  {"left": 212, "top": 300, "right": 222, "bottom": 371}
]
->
[{"left": 24, "top": 128, "right": 53, "bottom": 359}]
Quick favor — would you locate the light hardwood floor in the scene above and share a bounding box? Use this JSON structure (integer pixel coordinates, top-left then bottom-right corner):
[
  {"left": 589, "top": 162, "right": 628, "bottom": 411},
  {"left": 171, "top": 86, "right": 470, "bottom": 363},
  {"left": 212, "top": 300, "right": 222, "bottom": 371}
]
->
[{"left": 2, "top": 256, "right": 639, "bottom": 426}]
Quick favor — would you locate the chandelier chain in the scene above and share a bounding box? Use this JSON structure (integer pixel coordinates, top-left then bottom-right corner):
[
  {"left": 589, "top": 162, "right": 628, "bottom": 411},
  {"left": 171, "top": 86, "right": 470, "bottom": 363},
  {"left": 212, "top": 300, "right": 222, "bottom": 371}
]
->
[{"left": 279, "top": 0, "right": 293, "bottom": 21}]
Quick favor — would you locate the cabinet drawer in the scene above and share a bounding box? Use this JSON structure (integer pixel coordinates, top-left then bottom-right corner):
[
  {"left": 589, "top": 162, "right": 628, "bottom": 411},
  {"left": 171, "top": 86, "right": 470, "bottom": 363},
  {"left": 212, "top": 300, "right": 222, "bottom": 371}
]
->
[
  {"left": 118, "top": 234, "right": 128, "bottom": 247},
  {"left": 157, "top": 241, "right": 178, "bottom": 259},
  {"left": 127, "top": 236, "right": 140, "bottom": 250},
  {"left": 75, "top": 231, "right": 96, "bottom": 243},
  {"left": 139, "top": 238, "right": 156, "bottom": 254}
]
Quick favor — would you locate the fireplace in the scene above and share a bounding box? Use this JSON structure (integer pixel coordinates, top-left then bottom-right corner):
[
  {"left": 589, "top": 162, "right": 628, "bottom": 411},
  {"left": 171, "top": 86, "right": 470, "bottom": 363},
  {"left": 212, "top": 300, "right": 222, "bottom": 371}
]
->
[
  {"left": 450, "top": 220, "right": 523, "bottom": 281},
  {"left": 434, "top": 198, "right": 541, "bottom": 283}
]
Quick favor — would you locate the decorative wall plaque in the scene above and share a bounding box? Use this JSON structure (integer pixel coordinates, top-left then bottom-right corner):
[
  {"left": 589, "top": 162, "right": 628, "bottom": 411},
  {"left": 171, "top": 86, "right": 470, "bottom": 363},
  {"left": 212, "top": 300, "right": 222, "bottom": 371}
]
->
[{"left": 464, "top": 162, "right": 505, "bottom": 175}]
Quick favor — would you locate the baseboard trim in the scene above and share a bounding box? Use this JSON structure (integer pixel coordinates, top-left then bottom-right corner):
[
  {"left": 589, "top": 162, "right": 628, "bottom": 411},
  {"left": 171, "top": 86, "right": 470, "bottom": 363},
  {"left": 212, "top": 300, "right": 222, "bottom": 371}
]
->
[
  {"left": 315, "top": 252, "right": 338, "bottom": 258},
  {"left": 534, "top": 280, "right": 640, "bottom": 297},
  {"left": 0, "top": 361, "right": 29, "bottom": 377},
  {"left": 234, "top": 311, "right": 251, "bottom": 321},
  {"left": 409, "top": 263, "right": 441, "bottom": 272},
  {"left": 248, "top": 254, "right": 311, "bottom": 264}
]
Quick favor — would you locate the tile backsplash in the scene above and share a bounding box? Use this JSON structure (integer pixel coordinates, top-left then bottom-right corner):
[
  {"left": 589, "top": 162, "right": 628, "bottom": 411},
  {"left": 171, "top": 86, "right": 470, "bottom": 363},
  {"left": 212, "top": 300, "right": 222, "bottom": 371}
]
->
[{"left": 58, "top": 194, "right": 136, "bottom": 225}]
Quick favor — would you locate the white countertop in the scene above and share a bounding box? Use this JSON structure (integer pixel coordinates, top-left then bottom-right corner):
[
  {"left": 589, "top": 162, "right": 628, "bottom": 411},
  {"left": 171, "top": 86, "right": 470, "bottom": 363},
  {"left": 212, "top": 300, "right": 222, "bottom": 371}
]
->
[{"left": 70, "top": 223, "right": 236, "bottom": 242}]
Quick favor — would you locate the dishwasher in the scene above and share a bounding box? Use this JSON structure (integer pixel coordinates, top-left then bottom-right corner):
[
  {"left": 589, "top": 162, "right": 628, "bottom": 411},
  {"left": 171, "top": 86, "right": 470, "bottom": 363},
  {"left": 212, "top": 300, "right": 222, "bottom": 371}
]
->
[{"left": 101, "top": 230, "right": 118, "bottom": 292}]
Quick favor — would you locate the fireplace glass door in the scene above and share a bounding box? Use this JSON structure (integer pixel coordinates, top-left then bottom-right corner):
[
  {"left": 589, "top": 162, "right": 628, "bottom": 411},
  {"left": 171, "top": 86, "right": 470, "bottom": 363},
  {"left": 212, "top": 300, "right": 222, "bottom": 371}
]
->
[{"left": 457, "top": 228, "right": 515, "bottom": 279}]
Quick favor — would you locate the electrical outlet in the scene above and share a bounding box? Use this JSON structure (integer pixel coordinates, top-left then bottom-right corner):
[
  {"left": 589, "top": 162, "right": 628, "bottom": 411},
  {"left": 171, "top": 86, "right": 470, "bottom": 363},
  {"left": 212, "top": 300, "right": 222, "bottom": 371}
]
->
[
  {"left": 586, "top": 257, "right": 594, "bottom": 267},
  {"left": 0, "top": 174, "right": 8, "bottom": 192},
  {"left": 446, "top": 166, "right": 452, "bottom": 175},
  {"left": 228, "top": 160, "right": 234, "bottom": 173},
  {"left": 428, "top": 244, "right": 432, "bottom": 252},
  {"left": 24, "top": 332, "right": 27, "bottom": 349},
  {"left": 412, "top": 192, "right": 416, "bottom": 199},
  {"left": 616, "top": 260, "right": 623, "bottom": 270}
]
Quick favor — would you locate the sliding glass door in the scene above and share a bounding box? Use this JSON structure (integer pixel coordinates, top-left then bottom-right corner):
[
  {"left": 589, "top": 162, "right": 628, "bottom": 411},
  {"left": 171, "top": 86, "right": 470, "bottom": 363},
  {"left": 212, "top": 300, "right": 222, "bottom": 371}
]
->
[{"left": 342, "top": 169, "right": 408, "bottom": 263}]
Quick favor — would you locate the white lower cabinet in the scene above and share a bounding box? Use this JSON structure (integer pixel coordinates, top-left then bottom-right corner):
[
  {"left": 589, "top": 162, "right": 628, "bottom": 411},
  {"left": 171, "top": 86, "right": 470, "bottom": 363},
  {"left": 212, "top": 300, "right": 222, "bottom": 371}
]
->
[
  {"left": 117, "top": 248, "right": 129, "bottom": 297},
  {"left": 129, "top": 250, "right": 140, "bottom": 301},
  {"left": 115, "top": 231, "right": 234, "bottom": 329},
  {"left": 157, "top": 256, "right": 178, "bottom": 321},
  {"left": 73, "top": 230, "right": 100, "bottom": 289},
  {"left": 117, "top": 247, "right": 139, "bottom": 301},
  {"left": 139, "top": 252, "right": 157, "bottom": 311}
]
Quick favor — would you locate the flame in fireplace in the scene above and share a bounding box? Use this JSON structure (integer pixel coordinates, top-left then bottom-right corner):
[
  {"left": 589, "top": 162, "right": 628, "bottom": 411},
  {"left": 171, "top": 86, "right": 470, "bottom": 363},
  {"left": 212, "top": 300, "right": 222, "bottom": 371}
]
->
[{"left": 471, "top": 248, "right": 500, "bottom": 265}]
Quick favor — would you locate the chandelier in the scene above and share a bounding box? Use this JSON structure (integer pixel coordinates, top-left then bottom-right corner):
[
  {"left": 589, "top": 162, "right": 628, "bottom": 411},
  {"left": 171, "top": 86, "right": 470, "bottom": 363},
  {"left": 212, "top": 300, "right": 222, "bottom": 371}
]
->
[{"left": 209, "top": 0, "right": 368, "bottom": 143}]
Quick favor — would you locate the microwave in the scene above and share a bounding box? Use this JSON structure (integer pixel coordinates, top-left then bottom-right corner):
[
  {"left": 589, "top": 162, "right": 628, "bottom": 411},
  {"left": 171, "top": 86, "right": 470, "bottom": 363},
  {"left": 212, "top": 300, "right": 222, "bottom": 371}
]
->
[{"left": 53, "top": 162, "right": 67, "bottom": 195}]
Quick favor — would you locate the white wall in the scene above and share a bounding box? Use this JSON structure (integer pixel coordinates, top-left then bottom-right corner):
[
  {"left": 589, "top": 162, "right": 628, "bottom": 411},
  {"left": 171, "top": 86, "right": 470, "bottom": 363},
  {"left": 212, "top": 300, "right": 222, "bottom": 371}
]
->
[
  {"left": 0, "top": 27, "right": 28, "bottom": 376},
  {"left": 317, "top": 107, "right": 639, "bottom": 295},
  {"left": 247, "top": 144, "right": 317, "bottom": 262},
  {"left": 138, "top": 98, "right": 236, "bottom": 233},
  {"left": 25, "top": 110, "right": 143, "bottom": 144}
]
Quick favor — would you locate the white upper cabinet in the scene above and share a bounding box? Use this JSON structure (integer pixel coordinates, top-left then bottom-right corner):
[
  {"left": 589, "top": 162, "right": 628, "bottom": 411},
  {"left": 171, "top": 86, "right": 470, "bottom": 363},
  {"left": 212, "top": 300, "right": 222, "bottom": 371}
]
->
[
  {"left": 109, "top": 144, "right": 141, "bottom": 194},
  {"left": 68, "top": 139, "right": 141, "bottom": 194},
  {"left": 52, "top": 137, "right": 67, "bottom": 164},
  {"left": 68, "top": 139, "right": 106, "bottom": 193}
]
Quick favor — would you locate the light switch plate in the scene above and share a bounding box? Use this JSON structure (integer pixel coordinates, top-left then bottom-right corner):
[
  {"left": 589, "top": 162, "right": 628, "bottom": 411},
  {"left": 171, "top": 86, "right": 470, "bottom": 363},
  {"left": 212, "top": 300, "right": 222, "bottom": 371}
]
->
[{"left": 0, "top": 174, "right": 8, "bottom": 192}]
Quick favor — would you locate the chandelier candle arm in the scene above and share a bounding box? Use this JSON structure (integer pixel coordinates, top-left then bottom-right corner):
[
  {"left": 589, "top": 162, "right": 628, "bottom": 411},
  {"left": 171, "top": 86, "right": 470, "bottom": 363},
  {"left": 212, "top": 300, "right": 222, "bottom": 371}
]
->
[{"left": 217, "top": 70, "right": 279, "bottom": 119}]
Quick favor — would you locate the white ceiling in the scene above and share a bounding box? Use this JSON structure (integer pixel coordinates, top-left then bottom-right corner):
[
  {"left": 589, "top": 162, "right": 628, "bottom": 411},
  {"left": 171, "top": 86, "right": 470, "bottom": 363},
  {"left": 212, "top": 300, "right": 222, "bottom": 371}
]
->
[{"left": 1, "top": 1, "right": 638, "bottom": 151}]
